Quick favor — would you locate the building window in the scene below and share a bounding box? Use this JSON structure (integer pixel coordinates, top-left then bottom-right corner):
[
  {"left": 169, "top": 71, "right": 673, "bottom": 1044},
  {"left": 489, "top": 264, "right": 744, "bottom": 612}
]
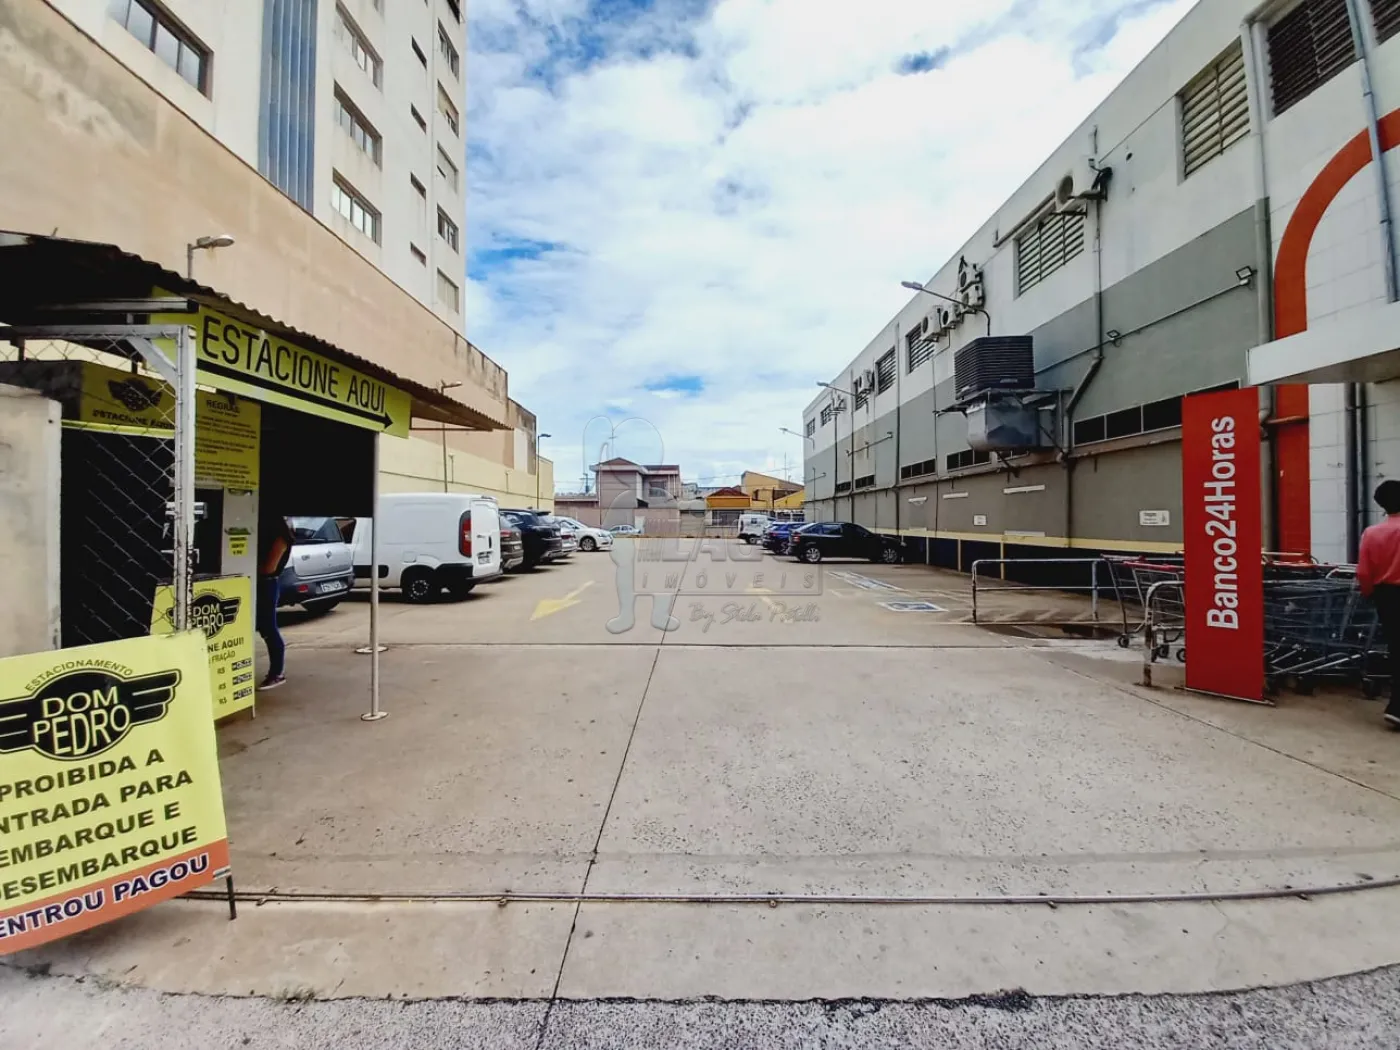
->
[
  {"left": 257, "top": 0, "right": 316, "bottom": 209},
  {"left": 1181, "top": 43, "right": 1250, "bottom": 178},
  {"left": 900, "top": 458, "right": 938, "bottom": 481},
  {"left": 820, "top": 405, "right": 834, "bottom": 427},
  {"left": 1267, "top": 0, "right": 1355, "bottom": 117},
  {"left": 805, "top": 419, "right": 815, "bottom": 438},
  {"left": 335, "top": 89, "right": 381, "bottom": 164},
  {"left": 437, "top": 270, "right": 460, "bottom": 311},
  {"left": 438, "top": 84, "right": 460, "bottom": 135},
  {"left": 907, "top": 325, "right": 935, "bottom": 373},
  {"left": 945, "top": 449, "right": 992, "bottom": 472},
  {"left": 411, "top": 244, "right": 426, "bottom": 266},
  {"left": 1373, "top": 0, "right": 1400, "bottom": 43},
  {"left": 445, "top": 0, "right": 462, "bottom": 22},
  {"left": 411, "top": 174, "right": 427, "bottom": 222},
  {"left": 335, "top": 5, "right": 382, "bottom": 88},
  {"left": 1015, "top": 210, "right": 1086, "bottom": 295},
  {"left": 411, "top": 105, "right": 427, "bottom": 132},
  {"left": 412, "top": 38, "right": 428, "bottom": 67},
  {"left": 436, "top": 146, "right": 460, "bottom": 190},
  {"left": 1071, "top": 382, "right": 1239, "bottom": 446},
  {"left": 834, "top": 481, "right": 852, "bottom": 495},
  {"left": 876, "top": 349, "right": 896, "bottom": 394},
  {"left": 437, "top": 207, "right": 459, "bottom": 251},
  {"left": 438, "top": 22, "right": 460, "bottom": 76},
  {"left": 854, "top": 383, "right": 869, "bottom": 410},
  {"left": 331, "top": 177, "right": 380, "bottom": 242},
  {"left": 108, "top": 0, "right": 209, "bottom": 93},
  {"left": 854, "top": 474, "right": 876, "bottom": 490}
]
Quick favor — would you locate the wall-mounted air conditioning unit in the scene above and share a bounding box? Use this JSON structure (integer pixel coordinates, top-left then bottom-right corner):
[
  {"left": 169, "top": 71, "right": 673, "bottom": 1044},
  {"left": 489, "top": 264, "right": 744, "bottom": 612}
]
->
[
  {"left": 1054, "top": 156, "right": 1110, "bottom": 213},
  {"left": 954, "top": 335, "right": 1035, "bottom": 403}
]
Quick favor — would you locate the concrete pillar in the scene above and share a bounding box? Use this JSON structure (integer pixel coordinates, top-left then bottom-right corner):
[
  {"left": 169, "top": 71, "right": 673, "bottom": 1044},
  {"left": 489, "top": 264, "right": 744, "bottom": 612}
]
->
[{"left": 0, "top": 384, "right": 61, "bottom": 656}]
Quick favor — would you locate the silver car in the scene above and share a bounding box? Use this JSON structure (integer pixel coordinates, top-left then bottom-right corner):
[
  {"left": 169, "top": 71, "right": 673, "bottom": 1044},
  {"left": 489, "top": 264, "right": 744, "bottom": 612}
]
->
[
  {"left": 549, "top": 517, "right": 579, "bottom": 556},
  {"left": 278, "top": 516, "right": 355, "bottom": 614}
]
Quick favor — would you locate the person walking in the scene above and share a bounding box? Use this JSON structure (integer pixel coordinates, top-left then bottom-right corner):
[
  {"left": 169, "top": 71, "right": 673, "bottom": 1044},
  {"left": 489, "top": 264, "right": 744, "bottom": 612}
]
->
[
  {"left": 256, "top": 510, "right": 296, "bottom": 691},
  {"left": 1356, "top": 480, "right": 1400, "bottom": 728}
]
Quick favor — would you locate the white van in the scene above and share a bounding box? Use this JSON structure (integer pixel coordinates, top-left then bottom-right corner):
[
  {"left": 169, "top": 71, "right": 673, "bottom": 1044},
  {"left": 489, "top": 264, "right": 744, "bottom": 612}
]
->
[
  {"left": 352, "top": 493, "right": 502, "bottom": 603},
  {"left": 737, "top": 513, "right": 772, "bottom": 543}
]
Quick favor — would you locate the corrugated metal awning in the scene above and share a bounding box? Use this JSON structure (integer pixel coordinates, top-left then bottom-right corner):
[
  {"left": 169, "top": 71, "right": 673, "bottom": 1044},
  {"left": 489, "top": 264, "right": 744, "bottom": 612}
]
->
[{"left": 0, "top": 231, "right": 509, "bottom": 431}]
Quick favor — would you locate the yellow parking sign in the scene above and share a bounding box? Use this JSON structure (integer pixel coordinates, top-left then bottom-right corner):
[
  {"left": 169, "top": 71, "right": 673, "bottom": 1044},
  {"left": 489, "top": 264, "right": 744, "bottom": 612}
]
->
[
  {"left": 151, "top": 576, "right": 256, "bottom": 720},
  {"left": 0, "top": 632, "right": 230, "bottom": 954}
]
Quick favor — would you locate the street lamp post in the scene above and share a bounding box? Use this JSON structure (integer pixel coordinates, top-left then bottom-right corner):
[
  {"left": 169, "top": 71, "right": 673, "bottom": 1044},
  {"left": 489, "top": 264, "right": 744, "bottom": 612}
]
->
[
  {"left": 437, "top": 380, "right": 463, "bottom": 493},
  {"left": 536, "top": 433, "right": 552, "bottom": 509},
  {"left": 186, "top": 234, "right": 236, "bottom": 278}
]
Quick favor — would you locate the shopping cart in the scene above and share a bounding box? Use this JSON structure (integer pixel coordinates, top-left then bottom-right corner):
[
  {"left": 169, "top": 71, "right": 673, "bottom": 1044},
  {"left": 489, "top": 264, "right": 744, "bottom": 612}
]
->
[
  {"left": 1262, "top": 568, "right": 1386, "bottom": 695},
  {"left": 1104, "top": 557, "right": 1185, "bottom": 655}
]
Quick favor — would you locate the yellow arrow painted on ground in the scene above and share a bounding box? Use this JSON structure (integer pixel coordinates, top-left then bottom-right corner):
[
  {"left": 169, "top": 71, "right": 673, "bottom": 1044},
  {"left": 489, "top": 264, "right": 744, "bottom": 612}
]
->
[{"left": 531, "top": 580, "right": 595, "bottom": 621}]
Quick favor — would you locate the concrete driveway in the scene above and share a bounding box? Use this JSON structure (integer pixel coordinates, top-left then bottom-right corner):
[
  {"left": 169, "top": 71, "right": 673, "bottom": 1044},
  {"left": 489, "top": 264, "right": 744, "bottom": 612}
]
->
[{"left": 6, "top": 541, "right": 1400, "bottom": 1047}]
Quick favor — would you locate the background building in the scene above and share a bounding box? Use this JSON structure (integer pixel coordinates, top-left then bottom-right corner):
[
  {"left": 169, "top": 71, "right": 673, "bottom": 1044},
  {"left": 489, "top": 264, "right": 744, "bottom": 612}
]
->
[
  {"left": 804, "top": 0, "right": 1400, "bottom": 570},
  {"left": 35, "top": 1, "right": 546, "bottom": 503},
  {"left": 741, "top": 470, "right": 803, "bottom": 513},
  {"left": 554, "top": 458, "right": 682, "bottom": 531}
]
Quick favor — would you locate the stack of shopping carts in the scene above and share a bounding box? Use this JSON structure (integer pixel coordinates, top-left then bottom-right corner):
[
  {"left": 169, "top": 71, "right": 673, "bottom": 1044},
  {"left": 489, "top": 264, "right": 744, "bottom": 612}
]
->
[
  {"left": 1103, "top": 555, "right": 1388, "bottom": 695},
  {"left": 1262, "top": 564, "right": 1385, "bottom": 695}
]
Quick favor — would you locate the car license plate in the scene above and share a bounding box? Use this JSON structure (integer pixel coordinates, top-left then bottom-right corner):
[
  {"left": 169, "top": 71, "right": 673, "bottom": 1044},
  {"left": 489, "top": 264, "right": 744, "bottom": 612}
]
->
[{"left": 320, "top": 580, "right": 346, "bottom": 593}]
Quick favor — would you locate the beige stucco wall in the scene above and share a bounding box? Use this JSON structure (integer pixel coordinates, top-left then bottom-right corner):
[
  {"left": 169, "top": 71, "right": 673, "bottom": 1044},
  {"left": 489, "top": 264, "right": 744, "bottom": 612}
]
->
[
  {"left": 0, "top": 0, "right": 506, "bottom": 427},
  {"left": 380, "top": 432, "right": 555, "bottom": 511},
  {"left": 0, "top": 385, "right": 61, "bottom": 657}
]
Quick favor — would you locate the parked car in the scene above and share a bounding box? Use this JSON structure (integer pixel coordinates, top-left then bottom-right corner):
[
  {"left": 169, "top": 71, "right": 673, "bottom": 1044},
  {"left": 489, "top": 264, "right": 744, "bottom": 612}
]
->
[
  {"left": 788, "top": 522, "right": 902, "bottom": 564},
  {"left": 499, "top": 519, "right": 525, "bottom": 572},
  {"left": 761, "top": 521, "right": 799, "bottom": 554},
  {"left": 350, "top": 492, "right": 503, "bottom": 603},
  {"left": 738, "top": 513, "right": 772, "bottom": 544},
  {"left": 501, "top": 509, "right": 565, "bottom": 567},
  {"left": 553, "top": 518, "right": 579, "bottom": 556},
  {"left": 554, "top": 516, "right": 614, "bottom": 552},
  {"left": 279, "top": 516, "right": 355, "bottom": 615},
  {"left": 608, "top": 524, "right": 642, "bottom": 535}
]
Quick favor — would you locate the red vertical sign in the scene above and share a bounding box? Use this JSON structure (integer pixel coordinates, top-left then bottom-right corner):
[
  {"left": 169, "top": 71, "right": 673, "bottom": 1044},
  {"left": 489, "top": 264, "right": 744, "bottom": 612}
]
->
[{"left": 1182, "top": 388, "right": 1266, "bottom": 703}]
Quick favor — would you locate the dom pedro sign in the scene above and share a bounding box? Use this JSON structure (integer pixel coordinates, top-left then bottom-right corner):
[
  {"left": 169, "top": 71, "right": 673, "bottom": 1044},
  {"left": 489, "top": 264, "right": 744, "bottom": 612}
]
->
[
  {"left": 1181, "top": 387, "right": 1266, "bottom": 703},
  {"left": 0, "top": 633, "right": 229, "bottom": 953}
]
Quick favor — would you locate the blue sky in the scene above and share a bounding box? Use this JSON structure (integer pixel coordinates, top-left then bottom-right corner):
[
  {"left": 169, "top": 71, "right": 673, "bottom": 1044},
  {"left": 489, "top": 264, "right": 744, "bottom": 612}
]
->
[{"left": 466, "top": 0, "right": 1196, "bottom": 492}]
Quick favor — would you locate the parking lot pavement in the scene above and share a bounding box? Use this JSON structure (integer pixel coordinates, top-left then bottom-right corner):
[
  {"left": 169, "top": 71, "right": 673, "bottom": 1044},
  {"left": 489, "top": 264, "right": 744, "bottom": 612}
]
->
[{"left": 10, "top": 541, "right": 1400, "bottom": 1044}]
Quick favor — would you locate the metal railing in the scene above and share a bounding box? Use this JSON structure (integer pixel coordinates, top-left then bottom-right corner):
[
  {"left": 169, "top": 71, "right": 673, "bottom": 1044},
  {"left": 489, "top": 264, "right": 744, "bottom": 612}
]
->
[{"left": 969, "top": 558, "right": 1130, "bottom": 631}]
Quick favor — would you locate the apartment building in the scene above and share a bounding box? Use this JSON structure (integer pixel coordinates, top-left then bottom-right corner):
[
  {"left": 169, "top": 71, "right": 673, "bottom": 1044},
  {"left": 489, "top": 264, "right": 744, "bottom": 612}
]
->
[
  {"left": 60, "top": 0, "right": 466, "bottom": 329},
  {"left": 804, "top": 0, "right": 1400, "bottom": 569}
]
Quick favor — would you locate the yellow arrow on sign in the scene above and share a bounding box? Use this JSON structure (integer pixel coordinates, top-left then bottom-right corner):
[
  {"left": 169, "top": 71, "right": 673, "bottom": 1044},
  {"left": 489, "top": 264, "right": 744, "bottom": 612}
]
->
[{"left": 531, "top": 580, "right": 595, "bottom": 621}]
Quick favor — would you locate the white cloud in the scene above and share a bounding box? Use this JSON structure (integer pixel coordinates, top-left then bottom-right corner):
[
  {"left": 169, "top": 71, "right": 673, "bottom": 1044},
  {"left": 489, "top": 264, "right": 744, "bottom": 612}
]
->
[{"left": 467, "top": 0, "right": 1197, "bottom": 491}]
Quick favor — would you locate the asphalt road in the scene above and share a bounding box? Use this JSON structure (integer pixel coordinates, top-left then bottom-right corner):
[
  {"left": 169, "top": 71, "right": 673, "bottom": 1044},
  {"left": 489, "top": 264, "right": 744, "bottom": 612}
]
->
[{"left": 5, "top": 960, "right": 1400, "bottom": 1049}]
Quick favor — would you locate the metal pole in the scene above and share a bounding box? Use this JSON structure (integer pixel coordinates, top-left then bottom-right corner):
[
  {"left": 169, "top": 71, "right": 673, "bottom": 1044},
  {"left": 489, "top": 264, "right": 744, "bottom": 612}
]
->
[
  {"left": 441, "top": 426, "right": 449, "bottom": 493},
  {"left": 362, "top": 433, "right": 387, "bottom": 721},
  {"left": 173, "top": 326, "right": 197, "bottom": 630},
  {"left": 535, "top": 436, "right": 541, "bottom": 509},
  {"left": 1091, "top": 559, "right": 1099, "bottom": 622}
]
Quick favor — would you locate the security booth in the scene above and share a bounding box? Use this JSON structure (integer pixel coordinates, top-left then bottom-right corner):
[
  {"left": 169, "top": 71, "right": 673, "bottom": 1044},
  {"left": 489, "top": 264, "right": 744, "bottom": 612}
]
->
[{"left": 0, "top": 232, "right": 499, "bottom": 715}]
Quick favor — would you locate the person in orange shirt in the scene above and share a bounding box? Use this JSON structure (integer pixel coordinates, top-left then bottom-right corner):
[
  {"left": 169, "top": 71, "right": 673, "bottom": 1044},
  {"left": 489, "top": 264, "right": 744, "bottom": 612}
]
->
[{"left": 1356, "top": 480, "right": 1400, "bottom": 728}]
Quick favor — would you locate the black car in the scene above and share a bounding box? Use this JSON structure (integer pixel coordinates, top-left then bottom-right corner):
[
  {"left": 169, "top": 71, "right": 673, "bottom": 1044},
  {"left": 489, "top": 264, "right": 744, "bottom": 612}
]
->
[
  {"left": 500, "top": 520, "right": 526, "bottom": 572},
  {"left": 788, "top": 522, "right": 902, "bottom": 565},
  {"left": 500, "top": 510, "right": 564, "bottom": 568}
]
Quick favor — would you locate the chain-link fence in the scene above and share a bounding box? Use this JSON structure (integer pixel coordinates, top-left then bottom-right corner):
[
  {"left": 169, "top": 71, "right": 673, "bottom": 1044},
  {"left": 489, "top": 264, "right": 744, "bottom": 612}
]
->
[{"left": 0, "top": 332, "right": 191, "bottom": 649}]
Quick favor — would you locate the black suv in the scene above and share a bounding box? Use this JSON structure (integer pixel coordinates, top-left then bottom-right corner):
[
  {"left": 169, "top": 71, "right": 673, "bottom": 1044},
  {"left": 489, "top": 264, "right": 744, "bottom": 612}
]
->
[
  {"left": 788, "top": 522, "right": 902, "bottom": 564},
  {"left": 500, "top": 510, "right": 564, "bottom": 568}
]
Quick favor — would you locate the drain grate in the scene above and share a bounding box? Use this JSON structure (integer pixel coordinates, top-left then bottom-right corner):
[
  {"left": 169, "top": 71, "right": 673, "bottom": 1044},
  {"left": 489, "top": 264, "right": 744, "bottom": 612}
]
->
[{"left": 879, "top": 600, "right": 946, "bottom": 613}]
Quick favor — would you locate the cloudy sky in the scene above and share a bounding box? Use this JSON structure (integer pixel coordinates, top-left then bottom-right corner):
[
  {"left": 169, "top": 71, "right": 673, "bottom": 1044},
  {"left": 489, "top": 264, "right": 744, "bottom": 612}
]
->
[{"left": 466, "top": 0, "right": 1197, "bottom": 492}]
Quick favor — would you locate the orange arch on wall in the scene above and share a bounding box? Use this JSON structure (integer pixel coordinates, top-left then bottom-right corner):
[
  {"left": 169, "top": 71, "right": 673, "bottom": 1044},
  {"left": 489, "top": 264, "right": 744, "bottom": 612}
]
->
[{"left": 1269, "top": 109, "right": 1400, "bottom": 557}]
